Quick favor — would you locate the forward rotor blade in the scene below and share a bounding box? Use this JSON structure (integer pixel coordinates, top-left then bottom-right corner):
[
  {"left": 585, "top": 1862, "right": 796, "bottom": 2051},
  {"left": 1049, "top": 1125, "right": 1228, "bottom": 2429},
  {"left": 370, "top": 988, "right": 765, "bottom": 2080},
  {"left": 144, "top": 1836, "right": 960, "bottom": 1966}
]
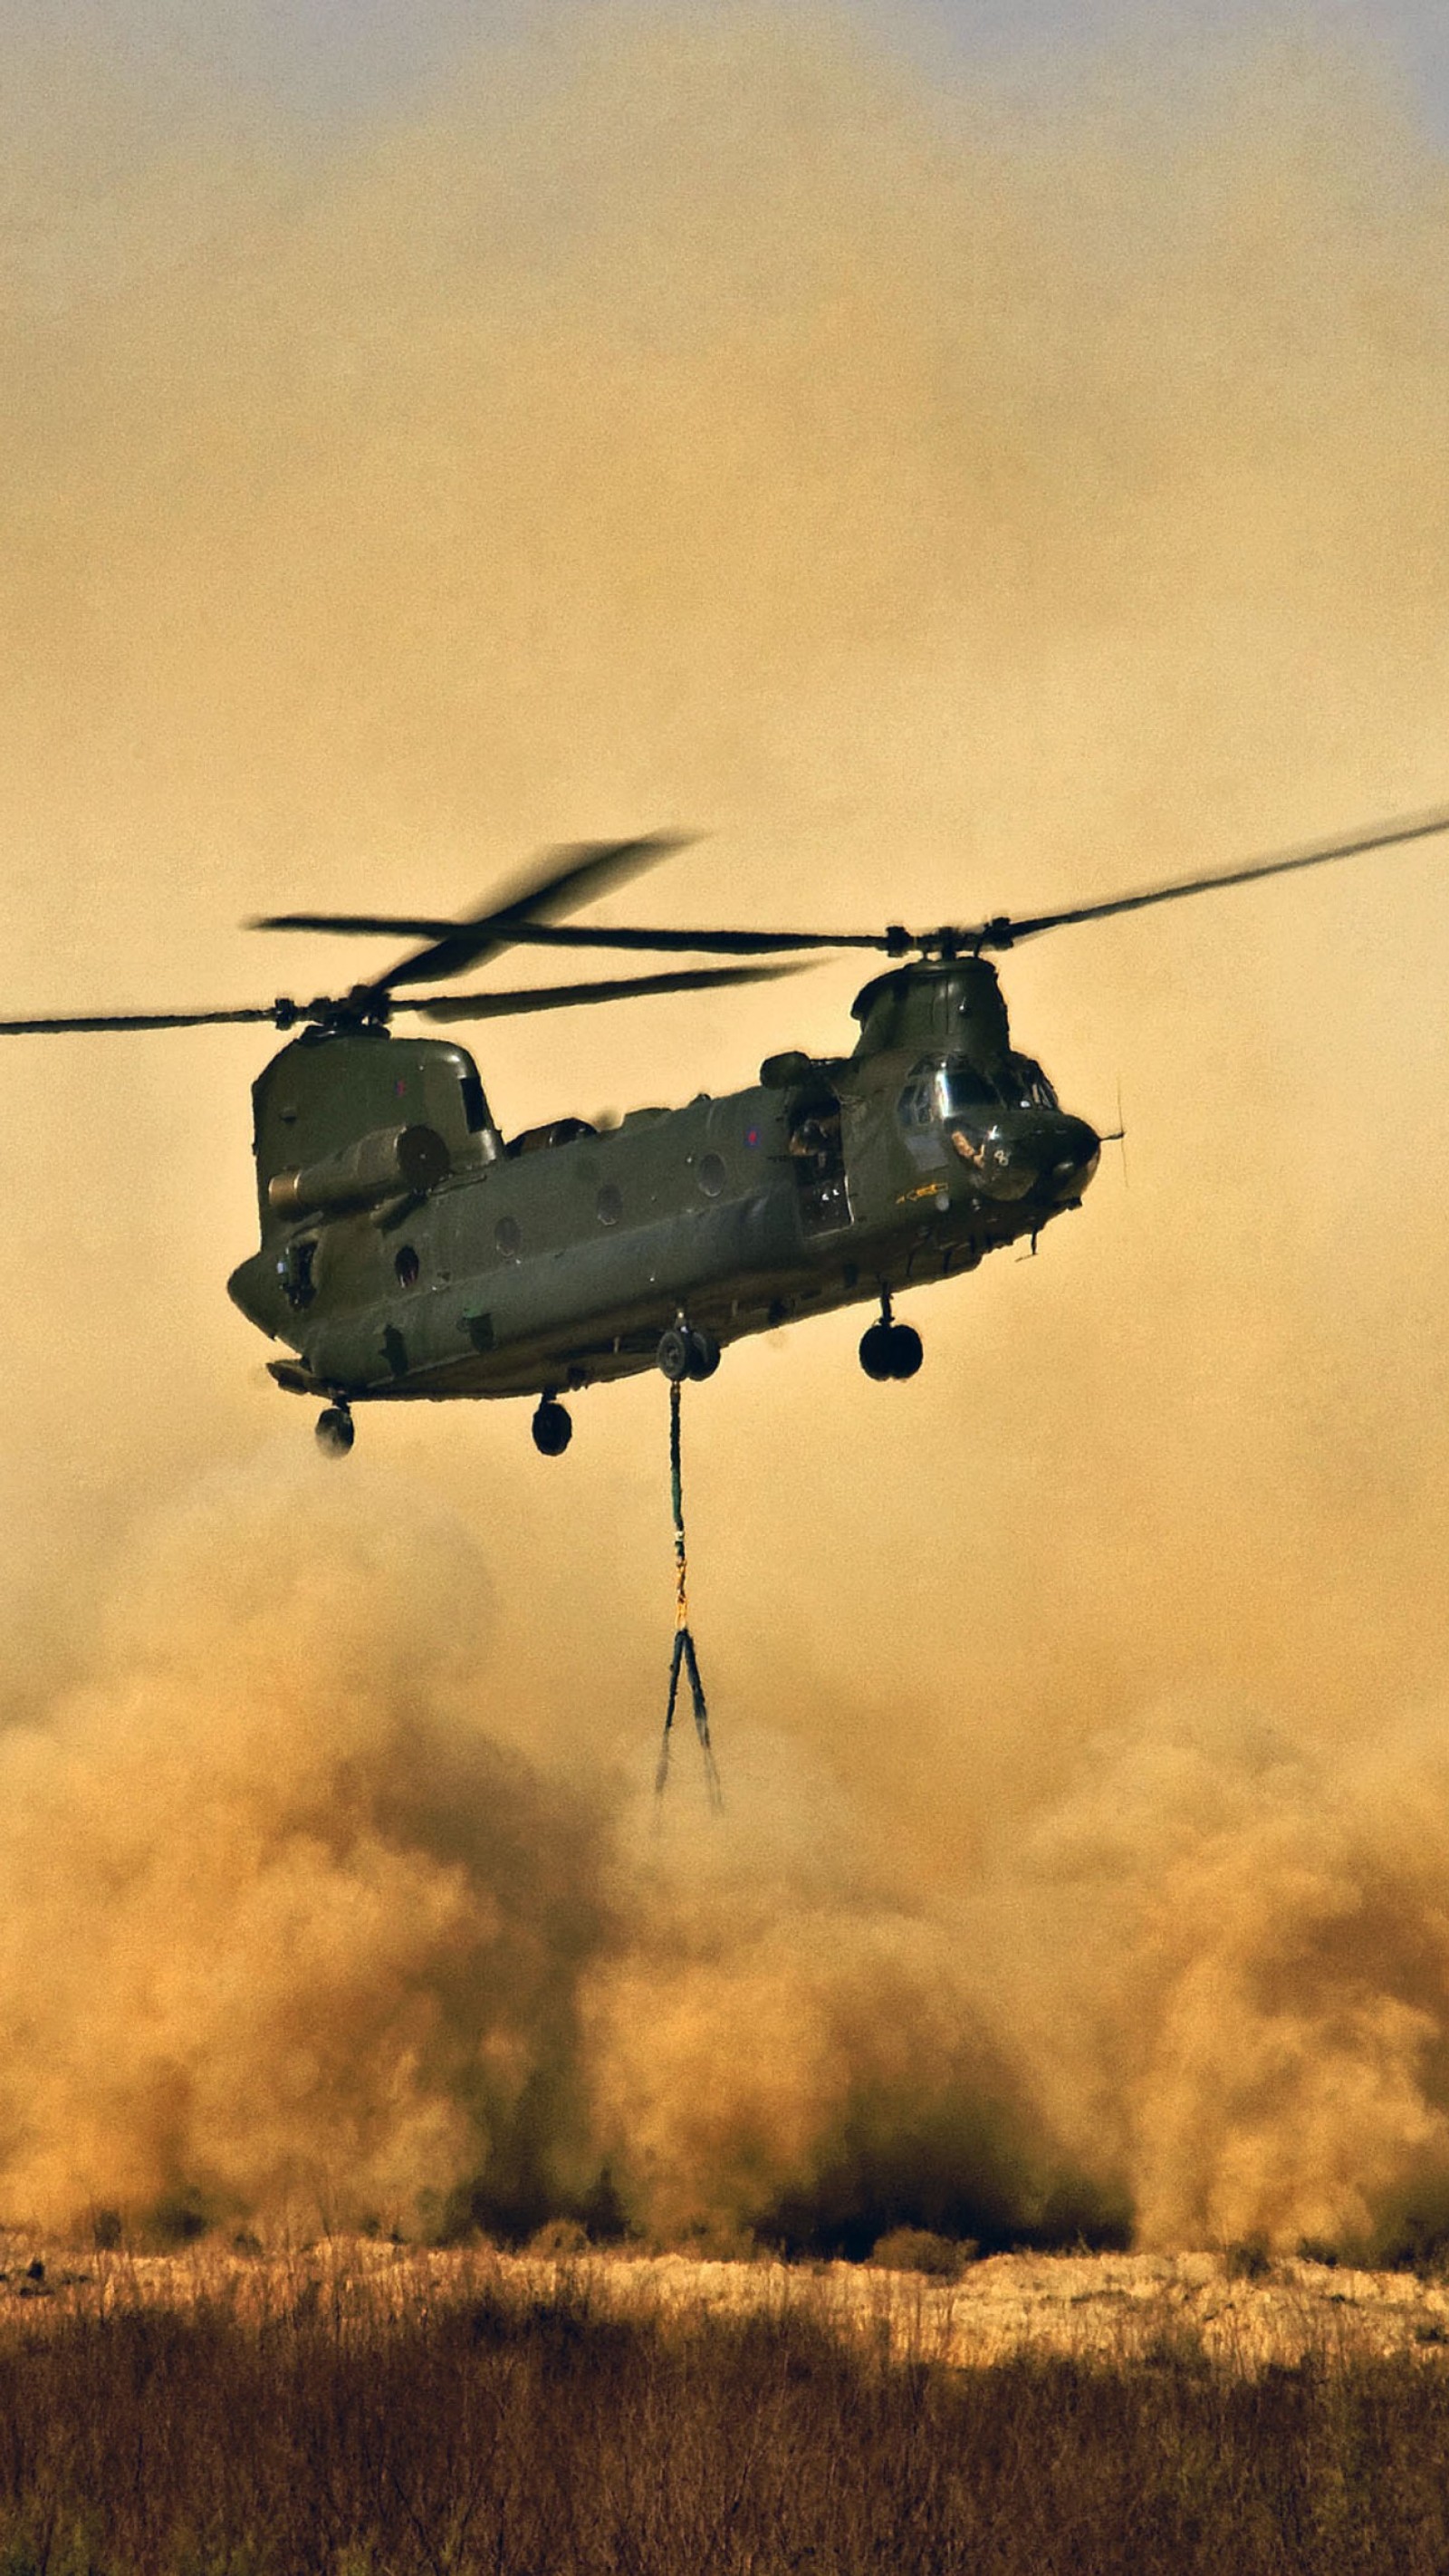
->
[
  {"left": 474, "top": 919, "right": 889, "bottom": 956},
  {"left": 0, "top": 1004, "right": 286, "bottom": 1034},
  {"left": 985, "top": 806, "right": 1449, "bottom": 948},
  {"left": 401, "top": 961, "right": 806, "bottom": 1021},
  {"left": 376, "top": 831, "right": 697, "bottom": 990},
  {"left": 253, "top": 912, "right": 459, "bottom": 938}
]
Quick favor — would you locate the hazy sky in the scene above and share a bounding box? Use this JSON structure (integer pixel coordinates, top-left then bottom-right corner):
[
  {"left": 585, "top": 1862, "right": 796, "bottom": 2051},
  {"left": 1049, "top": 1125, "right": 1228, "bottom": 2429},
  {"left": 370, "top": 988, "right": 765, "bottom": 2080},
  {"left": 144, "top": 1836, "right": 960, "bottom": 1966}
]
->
[
  {"left": 9, "top": 0, "right": 1449, "bottom": 136},
  {"left": 5, "top": 0, "right": 1449, "bottom": 2253}
]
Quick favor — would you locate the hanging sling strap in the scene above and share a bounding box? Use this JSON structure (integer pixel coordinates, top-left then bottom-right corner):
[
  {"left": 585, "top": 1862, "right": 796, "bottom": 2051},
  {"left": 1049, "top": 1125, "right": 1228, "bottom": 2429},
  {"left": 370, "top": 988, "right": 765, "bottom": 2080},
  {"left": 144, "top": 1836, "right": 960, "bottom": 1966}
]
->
[{"left": 655, "top": 1377, "right": 722, "bottom": 1806}]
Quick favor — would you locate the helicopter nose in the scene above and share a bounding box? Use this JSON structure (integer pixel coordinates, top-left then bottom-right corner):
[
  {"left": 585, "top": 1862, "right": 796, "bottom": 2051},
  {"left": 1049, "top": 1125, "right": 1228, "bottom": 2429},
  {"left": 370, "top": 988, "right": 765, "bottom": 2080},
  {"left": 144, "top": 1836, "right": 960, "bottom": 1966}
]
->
[
  {"left": 948, "top": 1113, "right": 1100, "bottom": 1205},
  {"left": 948, "top": 1126, "right": 1038, "bottom": 1199},
  {"left": 1044, "top": 1118, "right": 1100, "bottom": 1202}
]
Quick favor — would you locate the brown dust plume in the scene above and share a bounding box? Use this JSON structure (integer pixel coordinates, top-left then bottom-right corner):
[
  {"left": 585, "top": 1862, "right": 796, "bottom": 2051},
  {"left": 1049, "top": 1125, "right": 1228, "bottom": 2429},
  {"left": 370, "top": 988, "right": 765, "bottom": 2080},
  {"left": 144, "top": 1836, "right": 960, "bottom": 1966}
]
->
[{"left": 1, "top": 6, "right": 1449, "bottom": 2249}]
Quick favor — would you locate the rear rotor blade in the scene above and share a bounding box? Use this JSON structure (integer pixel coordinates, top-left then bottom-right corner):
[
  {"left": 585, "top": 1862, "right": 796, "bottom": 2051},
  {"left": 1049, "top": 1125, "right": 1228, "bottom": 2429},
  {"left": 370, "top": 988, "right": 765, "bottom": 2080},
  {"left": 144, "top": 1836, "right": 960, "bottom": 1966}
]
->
[
  {"left": 0, "top": 958, "right": 801, "bottom": 1039},
  {"left": 982, "top": 806, "right": 1449, "bottom": 948},
  {"left": 254, "top": 914, "right": 888, "bottom": 957},
  {"left": 375, "top": 831, "right": 697, "bottom": 990},
  {"left": 475, "top": 831, "right": 698, "bottom": 925},
  {"left": 400, "top": 961, "right": 807, "bottom": 1020}
]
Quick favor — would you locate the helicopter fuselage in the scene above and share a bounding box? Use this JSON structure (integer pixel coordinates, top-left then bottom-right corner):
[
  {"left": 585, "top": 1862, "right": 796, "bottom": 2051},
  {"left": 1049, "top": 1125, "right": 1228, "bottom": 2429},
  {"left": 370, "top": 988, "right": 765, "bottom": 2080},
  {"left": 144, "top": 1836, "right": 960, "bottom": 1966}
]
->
[
  {"left": 12, "top": 804, "right": 1438, "bottom": 1446},
  {"left": 226, "top": 959, "right": 1100, "bottom": 1410}
]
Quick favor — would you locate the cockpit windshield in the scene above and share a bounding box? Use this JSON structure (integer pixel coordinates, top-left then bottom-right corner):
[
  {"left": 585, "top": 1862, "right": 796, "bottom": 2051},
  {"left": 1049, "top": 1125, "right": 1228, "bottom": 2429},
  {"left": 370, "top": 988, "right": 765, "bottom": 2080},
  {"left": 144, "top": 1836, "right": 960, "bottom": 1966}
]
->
[
  {"left": 897, "top": 1053, "right": 1061, "bottom": 1138},
  {"left": 935, "top": 1061, "right": 999, "bottom": 1118},
  {"left": 933, "top": 1055, "right": 1059, "bottom": 1119}
]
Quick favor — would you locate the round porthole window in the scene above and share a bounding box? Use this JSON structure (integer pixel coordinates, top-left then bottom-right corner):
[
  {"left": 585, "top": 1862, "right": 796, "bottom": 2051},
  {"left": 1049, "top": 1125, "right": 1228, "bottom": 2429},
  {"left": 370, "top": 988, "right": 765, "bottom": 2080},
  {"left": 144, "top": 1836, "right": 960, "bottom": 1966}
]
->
[
  {"left": 494, "top": 1215, "right": 522, "bottom": 1259},
  {"left": 697, "top": 1152, "right": 727, "bottom": 1199},
  {"left": 597, "top": 1184, "right": 623, "bottom": 1227},
  {"left": 394, "top": 1245, "right": 420, "bottom": 1289}
]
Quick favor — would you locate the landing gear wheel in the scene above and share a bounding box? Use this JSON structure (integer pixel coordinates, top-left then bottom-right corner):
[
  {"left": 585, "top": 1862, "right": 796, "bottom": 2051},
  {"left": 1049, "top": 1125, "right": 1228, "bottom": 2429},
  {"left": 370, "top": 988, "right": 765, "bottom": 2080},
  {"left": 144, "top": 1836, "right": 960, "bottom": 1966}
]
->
[
  {"left": 859, "top": 1321, "right": 895, "bottom": 1381},
  {"left": 532, "top": 1397, "right": 573, "bottom": 1457},
  {"left": 658, "top": 1325, "right": 721, "bottom": 1382},
  {"left": 859, "top": 1321, "right": 923, "bottom": 1381},
  {"left": 315, "top": 1405, "right": 354, "bottom": 1457},
  {"left": 886, "top": 1322, "right": 923, "bottom": 1379},
  {"left": 657, "top": 1326, "right": 691, "bottom": 1382}
]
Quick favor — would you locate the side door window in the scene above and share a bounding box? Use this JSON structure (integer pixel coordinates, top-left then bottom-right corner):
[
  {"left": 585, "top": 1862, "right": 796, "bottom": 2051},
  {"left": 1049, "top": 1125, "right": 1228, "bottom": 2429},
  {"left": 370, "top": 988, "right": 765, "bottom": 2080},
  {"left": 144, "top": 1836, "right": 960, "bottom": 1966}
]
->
[
  {"left": 897, "top": 1076, "right": 946, "bottom": 1170},
  {"left": 789, "top": 1095, "right": 852, "bottom": 1236}
]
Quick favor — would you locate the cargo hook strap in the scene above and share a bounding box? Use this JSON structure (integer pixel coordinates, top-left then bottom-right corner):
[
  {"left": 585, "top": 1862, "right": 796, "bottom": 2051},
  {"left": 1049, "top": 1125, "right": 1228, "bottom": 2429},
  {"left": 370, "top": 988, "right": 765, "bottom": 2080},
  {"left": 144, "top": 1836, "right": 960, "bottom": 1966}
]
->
[{"left": 655, "top": 1378, "right": 722, "bottom": 1806}]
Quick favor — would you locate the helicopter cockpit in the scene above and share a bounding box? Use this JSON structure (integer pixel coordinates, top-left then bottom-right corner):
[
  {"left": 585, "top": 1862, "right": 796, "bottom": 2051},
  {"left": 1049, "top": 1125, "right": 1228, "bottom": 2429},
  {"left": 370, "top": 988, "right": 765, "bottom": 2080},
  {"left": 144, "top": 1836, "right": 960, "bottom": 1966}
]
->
[
  {"left": 945, "top": 1053, "right": 1058, "bottom": 1114},
  {"left": 898, "top": 1052, "right": 1060, "bottom": 1134}
]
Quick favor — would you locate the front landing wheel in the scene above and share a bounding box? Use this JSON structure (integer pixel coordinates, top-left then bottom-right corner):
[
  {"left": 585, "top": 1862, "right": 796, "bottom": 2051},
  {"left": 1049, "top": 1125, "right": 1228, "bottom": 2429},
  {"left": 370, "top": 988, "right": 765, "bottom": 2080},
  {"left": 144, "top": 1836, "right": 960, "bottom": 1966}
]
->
[
  {"left": 859, "top": 1321, "right": 894, "bottom": 1380},
  {"left": 532, "top": 1397, "right": 573, "bottom": 1457},
  {"left": 859, "top": 1321, "right": 923, "bottom": 1381},
  {"left": 315, "top": 1405, "right": 355, "bottom": 1457},
  {"left": 886, "top": 1322, "right": 923, "bottom": 1379}
]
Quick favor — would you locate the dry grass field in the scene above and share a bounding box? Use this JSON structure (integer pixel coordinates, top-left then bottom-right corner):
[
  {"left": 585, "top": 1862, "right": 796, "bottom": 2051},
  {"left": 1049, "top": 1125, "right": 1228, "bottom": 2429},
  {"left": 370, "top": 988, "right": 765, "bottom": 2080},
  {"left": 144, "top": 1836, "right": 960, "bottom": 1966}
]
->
[
  {"left": 6, "top": 2233, "right": 1449, "bottom": 2371},
  {"left": 3, "top": 2235, "right": 1449, "bottom": 2571}
]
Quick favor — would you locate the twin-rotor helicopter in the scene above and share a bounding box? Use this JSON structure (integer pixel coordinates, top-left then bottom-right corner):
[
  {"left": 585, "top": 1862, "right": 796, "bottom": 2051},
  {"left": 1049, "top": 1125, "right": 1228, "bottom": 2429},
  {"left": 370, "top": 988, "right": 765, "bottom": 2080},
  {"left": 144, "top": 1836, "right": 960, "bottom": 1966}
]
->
[{"left": 5, "top": 812, "right": 1444, "bottom": 1456}]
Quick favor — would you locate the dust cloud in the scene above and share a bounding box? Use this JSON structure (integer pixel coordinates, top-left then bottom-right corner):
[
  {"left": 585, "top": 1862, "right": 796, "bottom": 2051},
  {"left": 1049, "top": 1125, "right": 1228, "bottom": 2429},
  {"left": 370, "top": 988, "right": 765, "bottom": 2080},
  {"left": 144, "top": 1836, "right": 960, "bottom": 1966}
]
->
[{"left": 2, "top": 5, "right": 1449, "bottom": 2250}]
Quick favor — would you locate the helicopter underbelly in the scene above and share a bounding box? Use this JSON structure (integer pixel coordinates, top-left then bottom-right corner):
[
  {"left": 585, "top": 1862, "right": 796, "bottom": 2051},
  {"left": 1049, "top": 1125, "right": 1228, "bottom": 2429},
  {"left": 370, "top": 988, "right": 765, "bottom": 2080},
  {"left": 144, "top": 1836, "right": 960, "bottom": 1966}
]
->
[
  {"left": 280, "top": 1175, "right": 1035, "bottom": 1404},
  {"left": 297, "top": 1186, "right": 795, "bottom": 1396}
]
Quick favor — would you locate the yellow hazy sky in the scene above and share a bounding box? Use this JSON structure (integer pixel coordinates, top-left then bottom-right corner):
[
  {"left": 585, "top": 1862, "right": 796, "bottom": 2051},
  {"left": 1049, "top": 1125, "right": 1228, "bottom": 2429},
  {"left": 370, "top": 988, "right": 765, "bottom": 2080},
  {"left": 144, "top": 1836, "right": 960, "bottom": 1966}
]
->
[{"left": 1, "top": 5, "right": 1447, "bottom": 2251}]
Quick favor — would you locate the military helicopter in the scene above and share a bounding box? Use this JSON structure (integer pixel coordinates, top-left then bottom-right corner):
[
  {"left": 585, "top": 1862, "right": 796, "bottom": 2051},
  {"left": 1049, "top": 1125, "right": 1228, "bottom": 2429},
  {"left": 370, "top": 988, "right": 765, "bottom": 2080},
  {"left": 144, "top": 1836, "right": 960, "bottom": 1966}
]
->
[{"left": 5, "top": 812, "right": 1445, "bottom": 1456}]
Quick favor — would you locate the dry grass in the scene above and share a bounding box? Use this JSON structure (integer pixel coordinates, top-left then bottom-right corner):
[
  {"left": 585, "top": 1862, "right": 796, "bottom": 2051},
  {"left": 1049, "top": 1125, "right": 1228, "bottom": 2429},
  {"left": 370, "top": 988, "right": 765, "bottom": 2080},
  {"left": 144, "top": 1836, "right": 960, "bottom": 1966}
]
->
[
  {"left": 1, "top": 2240, "right": 1448, "bottom": 2570},
  {"left": 7, "top": 2235, "right": 1447, "bottom": 2369}
]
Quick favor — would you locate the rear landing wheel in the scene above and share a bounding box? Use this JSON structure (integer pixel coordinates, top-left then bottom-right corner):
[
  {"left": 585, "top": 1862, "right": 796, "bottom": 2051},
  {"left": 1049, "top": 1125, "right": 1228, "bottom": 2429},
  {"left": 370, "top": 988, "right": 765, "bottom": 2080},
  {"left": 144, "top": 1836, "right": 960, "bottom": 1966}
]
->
[
  {"left": 532, "top": 1397, "right": 573, "bottom": 1456},
  {"left": 315, "top": 1405, "right": 354, "bottom": 1457},
  {"left": 657, "top": 1326, "right": 720, "bottom": 1383}
]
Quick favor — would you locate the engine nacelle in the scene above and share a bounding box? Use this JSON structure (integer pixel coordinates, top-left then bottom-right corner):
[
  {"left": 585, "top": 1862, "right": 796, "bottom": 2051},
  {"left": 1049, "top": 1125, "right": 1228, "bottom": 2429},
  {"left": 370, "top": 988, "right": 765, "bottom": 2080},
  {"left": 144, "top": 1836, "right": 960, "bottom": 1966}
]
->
[{"left": 266, "top": 1121, "right": 450, "bottom": 1220}]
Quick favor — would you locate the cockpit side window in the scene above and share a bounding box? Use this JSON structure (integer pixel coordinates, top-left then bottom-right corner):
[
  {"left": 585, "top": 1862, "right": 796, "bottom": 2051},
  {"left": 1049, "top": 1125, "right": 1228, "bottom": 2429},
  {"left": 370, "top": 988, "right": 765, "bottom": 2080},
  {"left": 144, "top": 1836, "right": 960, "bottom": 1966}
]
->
[
  {"left": 897, "top": 1079, "right": 936, "bottom": 1132},
  {"left": 1006, "top": 1053, "right": 1059, "bottom": 1110}
]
